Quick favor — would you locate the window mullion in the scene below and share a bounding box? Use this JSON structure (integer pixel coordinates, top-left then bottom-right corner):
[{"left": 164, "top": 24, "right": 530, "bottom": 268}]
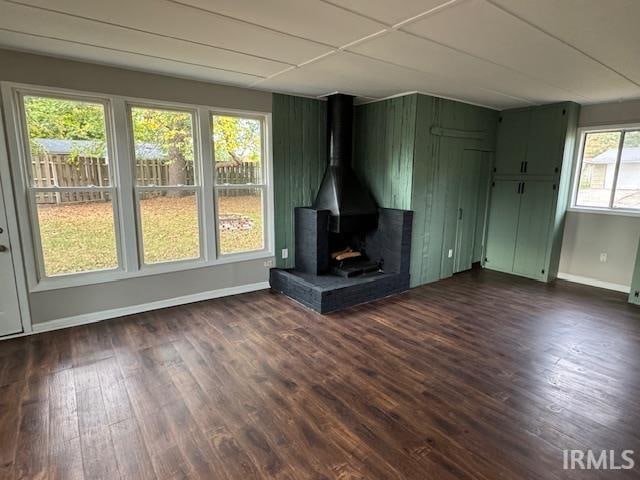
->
[
  {"left": 608, "top": 131, "right": 626, "bottom": 209},
  {"left": 197, "top": 107, "right": 217, "bottom": 261},
  {"left": 111, "top": 98, "right": 139, "bottom": 272}
]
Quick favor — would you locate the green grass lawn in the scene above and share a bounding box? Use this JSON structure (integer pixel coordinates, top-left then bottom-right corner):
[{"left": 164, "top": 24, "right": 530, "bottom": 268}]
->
[{"left": 37, "top": 194, "right": 263, "bottom": 276}]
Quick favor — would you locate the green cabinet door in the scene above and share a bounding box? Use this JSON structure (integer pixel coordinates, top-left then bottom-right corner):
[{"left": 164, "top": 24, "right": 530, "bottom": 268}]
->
[
  {"left": 473, "top": 152, "right": 493, "bottom": 263},
  {"left": 629, "top": 240, "right": 640, "bottom": 305},
  {"left": 484, "top": 180, "right": 522, "bottom": 272},
  {"left": 512, "top": 181, "right": 555, "bottom": 279},
  {"left": 495, "top": 110, "right": 530, "bottom": 175},
  {"left": 454, "top": 150, "right": 485, "bottom": 273},
  {"left": 525, "top": 106, "right": 564, "bottom": 176}
]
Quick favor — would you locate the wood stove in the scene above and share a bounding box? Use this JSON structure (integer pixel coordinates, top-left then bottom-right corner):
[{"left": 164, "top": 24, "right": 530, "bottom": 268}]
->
[{"left": 269, "top": 94, "right": 413, "bottom": 313}]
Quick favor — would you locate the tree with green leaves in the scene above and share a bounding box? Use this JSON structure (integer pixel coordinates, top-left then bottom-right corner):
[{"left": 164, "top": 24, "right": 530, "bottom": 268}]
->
[
  {"left": 584, "top": 130, "right": 640, "bottom": 159},
  {"left": 212, "top": 116, "right": 261, "bottom": 165},
  {"left": 131, "top": 107, "right": 194, "bottom": 188},
  {"left": 23, "top": 97, "right": 262, "bottom": 188},
  {"left": 24, "top": 96, "right": 107, "bottom": 162}
]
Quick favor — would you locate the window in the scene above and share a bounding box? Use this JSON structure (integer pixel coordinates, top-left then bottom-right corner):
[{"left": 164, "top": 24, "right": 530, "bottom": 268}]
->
[
  {"left": 130, "top": 106, "right": 201, "bottom": 265},
  {"left": 212, "top": 114, "right": 266, "bottom": 255},
  {"left": 5, "top": 83, "right": 272, "bottom": 288},
  {"left": 21, "top": 94, "right": 120, "bottom": 277},
  {"left": 574, "top": 127, "right": 640, "bottom": 212}
]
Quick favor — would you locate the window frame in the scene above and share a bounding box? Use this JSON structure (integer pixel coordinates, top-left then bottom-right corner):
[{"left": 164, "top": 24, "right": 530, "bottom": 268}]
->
[
  {"left": 127, "top": 103, "right": 205, "bottom": 268},
  {"left": 13, "top": 89, "right": 125, "bottom": 280},
  {"left": 570, "top": 123, "right": 640, "bottom": 217},
  {"left": 1, "top": 82, "right": 274, "bottom": 292},
  {"left": 211, "top": 110, "right": 270, "bottom": 258}
]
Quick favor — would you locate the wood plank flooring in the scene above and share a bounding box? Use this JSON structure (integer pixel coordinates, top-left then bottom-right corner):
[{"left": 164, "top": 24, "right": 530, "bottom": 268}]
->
[{"left": 1, "top": 269, "right": 639, "bottom": 479}]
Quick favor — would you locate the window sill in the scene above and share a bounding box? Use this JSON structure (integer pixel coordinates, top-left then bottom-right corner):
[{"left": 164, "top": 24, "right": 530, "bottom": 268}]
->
[
  {"left": 567, "top": 206, "right": 640, "bottom": 218},
  {"left": 30, "top": 250, "right": 274, "bottom": 292}
]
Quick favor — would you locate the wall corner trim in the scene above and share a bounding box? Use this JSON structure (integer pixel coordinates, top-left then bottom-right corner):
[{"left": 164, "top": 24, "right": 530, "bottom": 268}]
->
[
  {"left": 556, "top": 272, "right": 630, "bottom": 293},
  {"left": 30, "top": 281, "right": 271, "bottom": 335}
]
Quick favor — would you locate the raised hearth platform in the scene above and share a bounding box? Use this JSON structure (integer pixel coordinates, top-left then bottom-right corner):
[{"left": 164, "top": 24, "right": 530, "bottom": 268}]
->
[
  {"left": 269, "top": 269, "right": 409, "bottom": 314},
  {"left": 270, "top": 208, "right": 413, "bottom": 313}
]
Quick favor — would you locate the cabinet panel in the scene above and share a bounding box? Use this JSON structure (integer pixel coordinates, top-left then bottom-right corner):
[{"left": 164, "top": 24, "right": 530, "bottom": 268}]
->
[
  {"left": 484, "top": 180, "right": 521, "bottom": 272},
  {"left": 525, "top": 106, "right": 564, "bottom": 176},
  {"left": 513, "top": 182, "right": 555, "bottom": 279},
  {"left": 473, "top": 152, "right": 492, "bottom": 263},
  {"left": 495, "top": 110, "right": 530, "bottom": 175}
]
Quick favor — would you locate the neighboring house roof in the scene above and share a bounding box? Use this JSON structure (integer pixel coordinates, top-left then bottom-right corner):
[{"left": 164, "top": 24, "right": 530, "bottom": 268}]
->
[
  {"left": 587, "top": 147, "right": 640, "bottom": 164},
  {"left": 33, "top": 138, "right": 165, "bottom": 160}
]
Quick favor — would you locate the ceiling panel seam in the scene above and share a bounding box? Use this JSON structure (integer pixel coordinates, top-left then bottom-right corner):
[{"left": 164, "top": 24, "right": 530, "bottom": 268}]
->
[
  {"left": 0, "top": 27, "right": 266, "bottom": 79},
  {"left": 3, "top": 0, "right": 297, "bottom": 68},
  {"left": 390, "top": 0, "right": 463, "bottom": 29},
  {"left": 247, "top": 51, "right": 341, "bottom": 88},
  {"left": 247, "top": 0, "right": 468, "bottom": 89},
  {"left": 397, "top": 29, "right": 592, "bottom": 103},
  {"left": 165, "top": 0, "right": 339, "bottom": 48},
  {"left": 316, "top": 0, "right": 394, "bottom": 27},
  {"left": 484, "top": 0, "right": 640, "bottom": 89},
  {"left": 348, "top": 50, "right": 536, "bottom": 104}
]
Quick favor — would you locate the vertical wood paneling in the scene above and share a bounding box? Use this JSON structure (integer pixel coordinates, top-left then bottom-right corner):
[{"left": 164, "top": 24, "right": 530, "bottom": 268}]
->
[
  {"left": 410, "top": 95, "right": 437, "bottom": 286},
  {"left": 274, "top": 92, "right": 497, "bottom": 283},
  {"left": 353, "top": 94, "right": 417, "bottom": 210},
  {"left": 272, "top": 94, "right": 326, "bottom": 268},
  {"left": 410, "top": 96, "right": 498, "bottom": 287}
]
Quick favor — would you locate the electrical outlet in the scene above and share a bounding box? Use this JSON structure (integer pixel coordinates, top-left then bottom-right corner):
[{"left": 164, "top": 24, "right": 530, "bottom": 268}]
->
[
  {"left": 282, "top": 248, "right": 288, "bottom": 259},
  {"left": 600, "top": 252, "right": 607, "bottom": 263},
  {"left": 448, "top": 249, "right": 453, "bottom": 258},
  {"left": 264, "top": 259, "right": 273, "bottom": 267}
]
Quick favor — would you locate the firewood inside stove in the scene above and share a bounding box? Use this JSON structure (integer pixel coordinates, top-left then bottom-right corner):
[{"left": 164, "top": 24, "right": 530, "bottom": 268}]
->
[
  {"left": 331, "top": 247, "right": 353, "bottom": 259},
  {"left": 335, "top": 251, "right": 362, "bottom": 261}
]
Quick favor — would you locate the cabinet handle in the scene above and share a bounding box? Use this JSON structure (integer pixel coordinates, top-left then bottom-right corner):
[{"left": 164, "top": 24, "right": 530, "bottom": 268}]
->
[
  {"left": 524, "top": 161, "right": 528, "bottom": 173},
  {"left": 517, "top": 182, "right": 521, "bottom": 194},
  {"left": 520, "top": 161, "right": 524, "bottom": 173},
  {"left": 458, "top": 208, "right": 463, "bottom": 220},
  {"left": 521, "top": 182, "right": 525, "bottom": 194}
]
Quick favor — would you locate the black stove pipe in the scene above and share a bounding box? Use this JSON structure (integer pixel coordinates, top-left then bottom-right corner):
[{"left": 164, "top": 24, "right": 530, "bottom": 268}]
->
[
  {"left": 312, "top": 94, "right": 378, "bottom": 233},
  {"left": 328, "top": 94, "right": 353, "bottom": 167}
]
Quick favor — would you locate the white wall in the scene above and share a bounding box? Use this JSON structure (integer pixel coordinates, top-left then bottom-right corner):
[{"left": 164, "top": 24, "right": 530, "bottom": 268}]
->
[
  {"left": 559, "top": 212, "right": 640, "bottom": 289},
  {"left": 578, "top": 99, "right": 640, "bottom": 127},
  {"left": 558, "top": 100, "right": 640, "bottom": 290},
  {"left": 0, "top": 49, "right": 273, "bottom": 327}
]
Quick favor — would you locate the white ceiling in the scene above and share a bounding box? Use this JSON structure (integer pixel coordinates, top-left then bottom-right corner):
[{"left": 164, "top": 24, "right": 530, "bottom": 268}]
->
[{"left": 1, "top": 0, "right": 639, "bottom": 110}]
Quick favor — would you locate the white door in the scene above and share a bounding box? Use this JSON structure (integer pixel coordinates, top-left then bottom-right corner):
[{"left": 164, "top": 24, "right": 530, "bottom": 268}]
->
[{"left": 0, "top": 180, "right": 22, "bottom": 336}]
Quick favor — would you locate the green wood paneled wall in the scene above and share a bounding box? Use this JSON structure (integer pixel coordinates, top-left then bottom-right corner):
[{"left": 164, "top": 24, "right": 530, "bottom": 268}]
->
[
  {"left": 273, "top": 92, "right": 497, "bottom": 284},
  {"left": 272, "top": 94, "right": 326, "bottom": 268},
  {"left": 409, "top": 96, "right": 498, "bottom": 286},
  {"left": 353, "top": 95, "right": 417, "bottom": 210}
]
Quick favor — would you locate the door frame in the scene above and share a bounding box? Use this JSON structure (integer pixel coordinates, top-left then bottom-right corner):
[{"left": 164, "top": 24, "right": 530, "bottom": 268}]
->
[{"left": 0, "top": 100, "right": 32, "bottom": 336}]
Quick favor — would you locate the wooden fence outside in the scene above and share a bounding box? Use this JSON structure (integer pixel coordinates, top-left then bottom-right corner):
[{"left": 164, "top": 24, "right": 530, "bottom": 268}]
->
[{"left": 32, "top": 154, "right": 260, "bottom": 203}]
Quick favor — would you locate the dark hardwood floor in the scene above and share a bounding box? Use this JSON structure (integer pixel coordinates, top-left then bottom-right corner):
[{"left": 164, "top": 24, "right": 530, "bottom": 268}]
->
[{"left": 1, "top": 269, "right": 639, "bottom": 479}]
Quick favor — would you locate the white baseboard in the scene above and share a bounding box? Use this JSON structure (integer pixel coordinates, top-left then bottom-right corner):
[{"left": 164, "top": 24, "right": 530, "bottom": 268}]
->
[
  {"left": 557, "top": 273, "right": 630, "bottom": 293},
  {"left": 31, "top": 281, "right": 270, "bottom": 335}
]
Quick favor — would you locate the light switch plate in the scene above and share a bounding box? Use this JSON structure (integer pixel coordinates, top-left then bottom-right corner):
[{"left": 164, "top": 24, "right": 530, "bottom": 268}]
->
[
  {"left": 448, "top": 249, "right": 453, "bottom": 258},
  {"left": 282, "top": 248, "right": 288, "bottom": 259}
]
